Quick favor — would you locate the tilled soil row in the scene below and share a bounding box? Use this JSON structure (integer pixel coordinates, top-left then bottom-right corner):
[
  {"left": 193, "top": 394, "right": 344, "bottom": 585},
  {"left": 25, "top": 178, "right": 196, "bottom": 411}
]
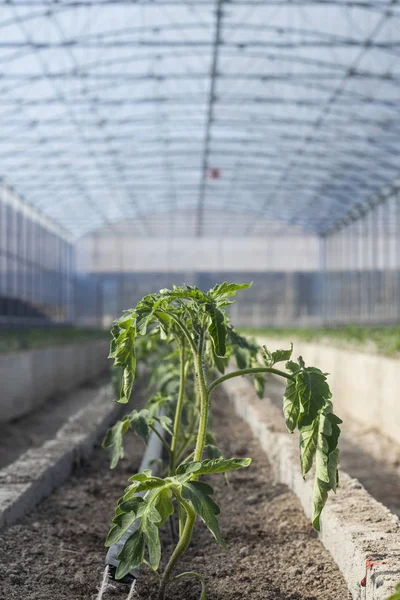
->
[{"left": 0, "top": 390, "right": 351, "bottom": 600}]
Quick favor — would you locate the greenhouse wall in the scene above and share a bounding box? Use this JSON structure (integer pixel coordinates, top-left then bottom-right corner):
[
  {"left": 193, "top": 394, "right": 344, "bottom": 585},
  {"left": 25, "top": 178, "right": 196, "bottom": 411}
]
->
[
  {"left": 321, "top": 184, "right": 400, "bottom": 325},
  {"left": 0, "top": 184, "right": 74, "bottom": 324}
]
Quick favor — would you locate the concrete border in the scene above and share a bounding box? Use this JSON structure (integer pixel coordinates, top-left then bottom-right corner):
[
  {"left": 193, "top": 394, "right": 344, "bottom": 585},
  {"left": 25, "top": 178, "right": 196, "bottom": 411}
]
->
[
  {"left": 0, "top": 383, "right": 121, "bottom": 530},
  {"left": 222, "top": 373, "right": 400, "bottom": 600},
  {"left": 0, "top": 339, "right": 109, "bottom": 423}
]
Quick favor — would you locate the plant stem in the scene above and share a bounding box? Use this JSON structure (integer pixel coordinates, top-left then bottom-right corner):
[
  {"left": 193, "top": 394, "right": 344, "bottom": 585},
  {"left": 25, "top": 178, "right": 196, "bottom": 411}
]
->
[
  {"left": 157, "top": 491, "right": 196, "bottom": 600},
  {"left": 193, "top": 329, "right": 209, "bottom": 462},
  {"left": 157, "top": 329, "right": 210, "bottom": 598},
  {"left": 207, "top": 366, "right": 295, "bottom": 396},
  {"left": 169, "top": 344, "right": 188, "bottom": 476}
]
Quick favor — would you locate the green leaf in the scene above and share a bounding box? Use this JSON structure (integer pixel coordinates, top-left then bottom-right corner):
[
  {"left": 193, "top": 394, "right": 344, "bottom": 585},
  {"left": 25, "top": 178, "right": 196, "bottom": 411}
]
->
[
  {"left": 124, "top": 478, "right": 166, "bottom": 497},
  {"left": 116, "top": 529, "right": 145, "bottom": 580},
  {"left": 254, "top": 373, "right": 265, "bottom": 399},
  {"left": 285, "top": 360, "right": 301, "bottom": 374},
  {"left": 130, "top": 410, "right": 150, "bottom": 443},
  {"left": 296, "top": 367, "right": 332, "bottom": 428},
  {"left": 157, "top": 414, "right": 173, "bottom": 436},
  {"left": 207, "top": 303, "right": 226, "bottom": 357},
  {"left": 143, "top": 519, "right": 161, "bottom": 571},
  {"left": 209, "top": 282, "right": 252, "bottom": 301},
  {"left": 298, "top": 404, "right": 341, "bottom": 530},
  {"left": 102, "top": 418, "right": 130, "bottom": 469},
  {"left": 299, "top": 420, "right": 320, "bottom": 476},
  {"left": 233, "top": 346, "right": 251, "bottom": 370},
  {"left": 263, "top": 344, "right": 293, "bottom": 367},
  {"left": 177, "top": 457, "right": 251, "bottom": 476},
  {"left": 182, "top": 481, "right": 225, "bottom": 547},
  {"left": 135, "top": 308, "right": 154, "bottom": 336},
  {"left": 106, "top": 498, "right": 146, "bottom": 546},
  {"left": 155, "top": 488, "right": 174, "bottom": 527},
  {"left": 283, "top": 378, "right": 299, "bottom": 433},
  {"left": 211, "top": 345, "right": 227, "bottom": 374}
]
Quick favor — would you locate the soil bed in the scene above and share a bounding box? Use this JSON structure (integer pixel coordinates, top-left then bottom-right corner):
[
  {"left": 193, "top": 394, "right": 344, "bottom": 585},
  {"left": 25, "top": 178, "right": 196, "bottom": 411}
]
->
[
  {"left": 0, "top": 389, "right": 350, "bottom": 600},
  {"left": 0, "top": 374, "right": 110, "bottom": 470}
]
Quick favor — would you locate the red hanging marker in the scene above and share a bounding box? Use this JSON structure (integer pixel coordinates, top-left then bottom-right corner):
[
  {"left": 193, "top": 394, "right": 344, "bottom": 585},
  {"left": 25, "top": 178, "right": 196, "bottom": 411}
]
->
[{"left": 208, "top": 167, "right": 221, "bottom": 180}]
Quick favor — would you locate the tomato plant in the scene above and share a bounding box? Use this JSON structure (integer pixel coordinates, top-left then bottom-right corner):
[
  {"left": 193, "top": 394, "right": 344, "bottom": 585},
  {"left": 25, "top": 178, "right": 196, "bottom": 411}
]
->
[{"left": 103, "top": 283, "right": 342, "bottom": 599}]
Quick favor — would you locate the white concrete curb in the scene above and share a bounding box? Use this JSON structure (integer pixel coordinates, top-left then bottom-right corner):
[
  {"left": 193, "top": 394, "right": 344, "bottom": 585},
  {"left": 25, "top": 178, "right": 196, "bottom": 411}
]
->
[
  {"left": 222, "top": 374, "right": 400, "bottom": 600},
  {"left": 0, "top": 383, "right": 120, "bottom": 530}
]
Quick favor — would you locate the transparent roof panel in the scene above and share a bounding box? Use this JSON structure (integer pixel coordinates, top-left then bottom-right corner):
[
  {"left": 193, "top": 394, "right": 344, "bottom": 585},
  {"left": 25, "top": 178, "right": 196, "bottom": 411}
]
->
[{"left": 0, "top": 0, "right": 399, "bottom": 237}]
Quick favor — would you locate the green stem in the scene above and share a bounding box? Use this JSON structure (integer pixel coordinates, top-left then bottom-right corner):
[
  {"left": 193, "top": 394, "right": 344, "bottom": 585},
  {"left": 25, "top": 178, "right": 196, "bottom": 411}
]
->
[
  {"left": 157, "top": 327, "right": 210, "bottom": 599},
  {"left": 193, "top": 329, "right": 209, "bottom": 462},
  {"left": 169, "top": 344, "right": 188, "bottom": 476},
  {"left": 157, "top": 491, "right": 196, "bottom": 600},
  {"left": 207, "top": 366, "right": 295, "bottom": 396}
]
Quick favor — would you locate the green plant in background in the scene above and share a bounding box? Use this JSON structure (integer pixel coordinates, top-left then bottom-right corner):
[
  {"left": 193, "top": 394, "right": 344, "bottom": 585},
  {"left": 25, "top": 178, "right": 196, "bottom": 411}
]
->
[
  {"left": 387, "top": 584, "right": 400, "bottom": 600},
  {"left": 103, "top": 283, "right": 342, "bottom": 600},
  {"left": 241, "top": 325, "right": 400, "bottom": 357}
]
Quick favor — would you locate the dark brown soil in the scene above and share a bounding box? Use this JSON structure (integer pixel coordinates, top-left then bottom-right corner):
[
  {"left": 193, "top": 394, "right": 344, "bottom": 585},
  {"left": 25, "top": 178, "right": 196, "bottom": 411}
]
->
[{"left": 0, "top": 390, "right": 351, "bottom": 600}]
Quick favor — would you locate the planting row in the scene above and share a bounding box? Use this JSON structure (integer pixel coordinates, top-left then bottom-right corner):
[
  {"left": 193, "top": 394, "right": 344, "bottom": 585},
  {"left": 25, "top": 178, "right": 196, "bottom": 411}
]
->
[
  {"left": 101, "top": 282, "right": 342, "bottom": 599},
  {"left": 0, "top": 326, "right": 108, "bottom": 354},
  {"left": 2, "top": 281, "right": 400, "bottom": 599}
]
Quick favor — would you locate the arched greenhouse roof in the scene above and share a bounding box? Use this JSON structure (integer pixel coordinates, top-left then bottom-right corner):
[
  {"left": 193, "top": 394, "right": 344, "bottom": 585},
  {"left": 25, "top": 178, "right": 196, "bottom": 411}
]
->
[{"left": 1, "top": 0, "right": 399, "bottom": 237}]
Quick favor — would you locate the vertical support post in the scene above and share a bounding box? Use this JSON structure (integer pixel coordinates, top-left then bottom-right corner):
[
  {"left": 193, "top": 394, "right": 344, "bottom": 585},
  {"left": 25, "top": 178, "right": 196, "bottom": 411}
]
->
[{"left": 319, "top": 234, "right": 327, "bottom": 326}]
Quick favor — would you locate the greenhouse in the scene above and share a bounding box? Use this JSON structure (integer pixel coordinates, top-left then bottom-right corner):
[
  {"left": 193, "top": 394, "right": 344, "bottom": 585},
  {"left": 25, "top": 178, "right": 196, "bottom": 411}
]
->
[{"left": 0, "top": 1, "right": 400, "bottom": 599}]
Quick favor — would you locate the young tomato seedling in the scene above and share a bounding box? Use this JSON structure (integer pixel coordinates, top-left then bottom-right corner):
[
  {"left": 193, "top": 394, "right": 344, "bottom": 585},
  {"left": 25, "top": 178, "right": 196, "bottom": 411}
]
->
[{"left": 103, "top": 283, "right": 342, "bottom": 600}]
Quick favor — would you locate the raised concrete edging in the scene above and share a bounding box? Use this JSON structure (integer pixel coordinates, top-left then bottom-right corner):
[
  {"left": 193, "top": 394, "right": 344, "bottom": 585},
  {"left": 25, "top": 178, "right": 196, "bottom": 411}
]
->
[
  {"left": 258, "top": 335, "right": 400, "bottom": 446},
  {"left": 0, "top": 383, "right": 120, "bottom": 530},
  {"left": 0, "top": 339, "right": 109, "bottom": 422},
  {"left": 222, "top": 374, "right": 400, "bottom": 600}
]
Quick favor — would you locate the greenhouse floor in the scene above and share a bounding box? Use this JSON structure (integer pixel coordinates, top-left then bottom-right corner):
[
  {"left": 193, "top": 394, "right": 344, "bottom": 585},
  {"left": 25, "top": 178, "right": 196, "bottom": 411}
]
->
[
  {"left": 0, "top": 374, "right": 110, "bottom": 470},
  {"left": 0, "top": 390, "right": 350, "bottom": 600}
]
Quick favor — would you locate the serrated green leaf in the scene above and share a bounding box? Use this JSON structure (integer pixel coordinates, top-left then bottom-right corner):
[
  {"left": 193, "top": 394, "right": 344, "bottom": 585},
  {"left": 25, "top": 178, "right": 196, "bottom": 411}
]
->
[
  {"left": 209, "top": 282, "right": 252, "bottom": 302},
  {"left": 116, "top": 529, "right": 145, "bottom": 580},
  {"left": 177, "top": 457, "right": 251, "bottom": 476},
  {"left": 212, "top": 345, "right": 227, "bottom": 374},
  {"left": 254, "top": 373, "right": 265, "bottom": 399},
  {"left": 135, "top": 308, "right": 154, "bottom": 336},
  {"left": 182, "top": 481, "right": 225, "bottom": 547},
  {"left": 285, "top": 360, "right": 301, "bottom": 374},
  {"left": 263, "top": 344, "right": 293, "bottom": 367},
  {"left": 233, "top": 346, "right": 251, "bottom": 370},
  {"left": 299, "top": 420, "right": 320, "bottom": 476},
  {"left": 155, "top": 488, "right": 174, "bottom": 527},
  {"left": 207, "top": 303, "right": 226, "bottom": 358},
  {"left": 143, "top": 519, "right": 161, "bottom": 571},
  {"left": 296, "top": 367, "right": 331, "bottom": 427},
  {"left": 124, "top": 478, "right": 166, "bottom": 497},
  {"left": 102, "top": 418, "right": 130, "bottom": 469},
  {"left": 157, "top": 414, "right": 173, "bottom": 436},
  {"left": 130, "top": 410, "right": 150, "bottom": 443},
  {"left": 106, "top": 499, "right": 146, "bottom": 547},
  {"left": 283, "top": 378, "right": 299, "bottom": 433}
]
